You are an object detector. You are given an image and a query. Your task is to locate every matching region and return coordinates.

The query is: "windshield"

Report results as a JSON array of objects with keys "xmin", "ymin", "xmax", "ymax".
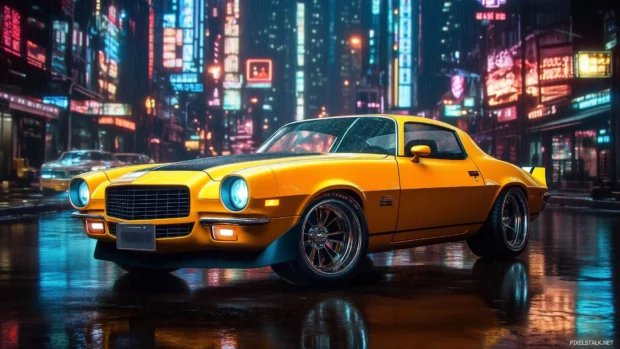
[
  {"xmin": 115, "ymin": 155, "xmax": 138, "ymax": 162},
  {"xmin": 59, "ymin": 152, "xmax": 113, "ymax": 162},
  {"xmin": 257, "ymin": 117, "xmax": 397, "ymax": 155}
]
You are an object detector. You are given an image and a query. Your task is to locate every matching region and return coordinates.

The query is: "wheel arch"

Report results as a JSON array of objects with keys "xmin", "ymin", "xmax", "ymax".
[{"xmin": 298, "ymin": 183, "xmax": 366, "ymax": 216}]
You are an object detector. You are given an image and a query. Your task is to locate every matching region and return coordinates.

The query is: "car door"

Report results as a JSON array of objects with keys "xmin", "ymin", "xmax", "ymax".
[{"xmin": 394, "ymin": 122, "xmax": 485, "ymax": 241}]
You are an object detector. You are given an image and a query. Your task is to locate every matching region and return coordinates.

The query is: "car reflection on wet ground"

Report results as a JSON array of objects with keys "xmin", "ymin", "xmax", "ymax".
[{"xmin": 0, "ymin": 207, "xmax": 617, "ymax": 348}]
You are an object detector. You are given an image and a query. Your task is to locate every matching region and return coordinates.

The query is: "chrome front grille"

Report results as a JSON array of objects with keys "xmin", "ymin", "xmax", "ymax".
[
  {"xmin": 108, "ymin": 223, "xmax": 194, "ymax": 239},
  {"xmin": 106, "ymin": 186, "xmax": 190, "ymax": 220}
]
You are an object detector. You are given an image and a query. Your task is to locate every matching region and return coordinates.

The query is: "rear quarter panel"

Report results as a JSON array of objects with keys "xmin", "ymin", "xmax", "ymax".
[{"xmin": 469, "ymin": 154, "xmax": 548, "ymax": 219}]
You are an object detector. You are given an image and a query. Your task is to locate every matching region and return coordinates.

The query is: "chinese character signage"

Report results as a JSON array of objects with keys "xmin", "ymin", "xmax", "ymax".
[
  {"xmin": 162, "ymin": 0, "xmax": 205, "ymax": 91},
  {"xmin": 397, "ymin": 0, "xmax": 413, "ymax": 108},
  {"xmin": 575, "ymin": 51, "xmax": 612, "ymax": 78},
  {"xmin": 296, "ymin": 2, "xmax": 305, "ymax": 120},
  {"xmin": 2, "ymin": 6, "xmax": 21, "ymax": 57},
  {"xmin": 223, "ymin": 0, "xmax": 241, "ymax": 110},
  {"xmin": 540, "ymin": 56, "xmax": 573, "ymax": 82}
]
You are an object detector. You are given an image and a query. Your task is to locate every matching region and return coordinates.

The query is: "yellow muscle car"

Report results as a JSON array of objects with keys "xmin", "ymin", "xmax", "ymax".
[{"xmin": 70, "ymin": 115, "xmax": 549, "ymax": 285}]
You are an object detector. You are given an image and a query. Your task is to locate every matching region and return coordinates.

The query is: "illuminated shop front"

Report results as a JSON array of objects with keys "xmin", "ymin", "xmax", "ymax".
[
  {"xmin": 527, "ymin": 90, "xmax": 611, "ymax": 190},
  {"xmin": 0, "ymin": 92, "xmax": 60, "ymax": 182},
  {"xmin": 97, "ymin": 116, "xmax": 136, "ymax": 152}
]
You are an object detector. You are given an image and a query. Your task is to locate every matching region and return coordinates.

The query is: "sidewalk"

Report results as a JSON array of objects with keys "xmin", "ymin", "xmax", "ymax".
[
  {"xmin": 0, "ymin": 186, "xmax": 71, "ymax": 222},
  {"xmin": 546, "ymin": 190, "xmax": 620, "ymax": 211}
]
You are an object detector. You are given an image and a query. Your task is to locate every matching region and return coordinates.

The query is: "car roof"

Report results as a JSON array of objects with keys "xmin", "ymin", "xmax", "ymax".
[
  {"xmin": 289, "ymin": 114, "xmax": 462, "ymax": 132},
  {"xmin": 115, "ymin": 153, "xmax": 144, "ymax": 156}
]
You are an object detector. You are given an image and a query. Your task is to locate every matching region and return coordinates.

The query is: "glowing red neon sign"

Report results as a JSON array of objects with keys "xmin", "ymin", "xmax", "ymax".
[
  {"xmin": 476, "ymin": 12, "xmax": 506, "ymax": 21},
  {"xmin": 2, "ymin": 6, "xmax": 21, "ymax": 56},
  {"xmin": 99, "ymin": 117, "xmax": 136, "ymax": 131}
]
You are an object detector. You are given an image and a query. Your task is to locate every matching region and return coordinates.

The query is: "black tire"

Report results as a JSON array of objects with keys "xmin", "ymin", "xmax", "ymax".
[
  {"xmin": 117, "ymin": 264, "xmax": 179, "ymax": 274},
  {"xmin": 271, "ymin": 192, "xmax": 369, "ymax": 286},
  {"xmin": 467, "ymin": 187, "xmax": 530, "ymax": 260}
]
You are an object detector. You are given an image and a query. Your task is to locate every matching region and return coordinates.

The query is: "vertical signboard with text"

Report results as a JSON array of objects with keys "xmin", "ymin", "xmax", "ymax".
[
  {"xmin": 223, "ymin": 0, "xmax": 241, "ymax": 110},
  {"xmin": 397, "ymin": 0, "xmax": 413, "ymax": 109},
  {"xmin": 162, "ymin": 0, "xmax": 205, "ymax": 92}
]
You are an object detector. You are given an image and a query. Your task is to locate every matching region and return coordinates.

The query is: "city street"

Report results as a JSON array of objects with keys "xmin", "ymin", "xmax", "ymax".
[{"xmin": 0, "ymin": 207, "xmax": 616, "ymax": 348}]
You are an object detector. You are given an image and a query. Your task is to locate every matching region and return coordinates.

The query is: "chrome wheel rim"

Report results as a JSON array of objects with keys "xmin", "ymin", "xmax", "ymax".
[
  {"xmin": 301, "ymin": 200, "xmax": 362, "ymax": 276},
  {"xmin": 501, "ymin": 192, "xmax": 528, "ymax": 250}
]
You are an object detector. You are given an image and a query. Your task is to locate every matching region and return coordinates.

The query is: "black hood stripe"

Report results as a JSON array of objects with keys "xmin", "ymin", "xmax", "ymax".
[{"xmin": 151, "ymin": 152, "xmax": 323, "ymax": 172}]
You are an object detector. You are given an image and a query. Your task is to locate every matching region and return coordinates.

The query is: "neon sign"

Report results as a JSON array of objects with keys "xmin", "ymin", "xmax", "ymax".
[
  {"xmin": 163, "ymin": 0, "xmax": 205, "ymax": 90},
  {"xmin": 397, "ymin": 0, "xmax": 413, "ymax": 108},
  {"xmin": 540, "ymin": 56, "xmax": 573, "ymax": 81},
  {"xmin": 0, "ymin": 92, "xmax": 59, "ymax": 119},
  {"xmin": 223, "ymin": 0, "xmax": 240, "ymax": 110},
  {"xmin": 2, "ymin": 6, "xmax": 21, "ymax": 57},
  {"xmin": 42, "ymin": 96, "xmax": 69, "ymax": 109},
  {"xmin": 528, "ymin": 104, "xmax": 557, "ymax": 120},
  {"xmin": 148, "ymin": 7, "xmax": 154, "ymax": 82},
  {"xmin": 295, "ymin": 2, "xmax": 305, "ymax": 120},
  {"xmin": 444, "ymin": 105, "xmax": 462, "ymax": 117},
  {"xmin": 572, "ymin": 89, "xmax": 611, "ymax": 110},
  {"xmin": 575, "ymin": 51, "xmax": 612, "ymax": 78},
  {"xmin": 26, "ymin": 41, "xmax": 46, "ymax": 69},
  {"xmin": 477, "ymin": 0, "xmax": 507, "ymax": 8},
  {"xmin": 476, "ymin": 12, "xmax": 506, "ymax": 21},
  {"xmin": 246, "ymin": 59, "xmax": 273, "ymax": 88},
  {"xmin": 541, "ymin": 84, "xmax": 571, "ymax": 103},
  {"xmin": 99, "ymin": 117, "xmax": 136, "ymax": 131},
  {"xmin": 495, "ymin": 106, "xmax": 517, "ymax": 122}
]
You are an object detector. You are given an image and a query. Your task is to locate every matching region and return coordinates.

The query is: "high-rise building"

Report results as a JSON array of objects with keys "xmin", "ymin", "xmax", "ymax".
[
  {"xmin": 415, "ymin": 0, "xmax": 479, "ymax": 116},
  {"xmin": 243, "ymin": 0, "xmax": 296, "ymax": 134},
  {"xmin": 331, "ymin": 0, "xmax": 363, "ymax": 115}
]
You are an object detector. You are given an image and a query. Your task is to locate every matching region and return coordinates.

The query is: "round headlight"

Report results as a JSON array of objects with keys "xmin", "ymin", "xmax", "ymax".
[
  {"xmin": 78, "ymin": 181, "xmax": 90, "ymax": 206},
  {"xmin": 230, "ymin": 178, "xmax": 249, "ymax": 210}
]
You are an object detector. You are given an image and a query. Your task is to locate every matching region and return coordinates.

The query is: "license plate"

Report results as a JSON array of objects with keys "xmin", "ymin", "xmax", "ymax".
[{"xmin": 116, "ymin": 224, "xmax": 156, "ymax": 251}]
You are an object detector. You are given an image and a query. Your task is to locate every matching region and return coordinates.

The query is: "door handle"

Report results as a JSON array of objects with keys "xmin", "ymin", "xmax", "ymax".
[{"xmin": 468, "ymin": 170, "xmax": 480, "ymax": 177}]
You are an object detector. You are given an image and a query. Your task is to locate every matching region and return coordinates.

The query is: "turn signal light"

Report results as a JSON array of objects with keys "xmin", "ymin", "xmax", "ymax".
[
  {"xmin": 265, "ymin": 199, "xmax": 280, "ymax": 207},
  {"xmin": 86, "ymin": 220, "xmax": 105, "ymax": 235},
  {"xmin": 212, "ymin": 226, "xmax": 238, "ymax": 241}
]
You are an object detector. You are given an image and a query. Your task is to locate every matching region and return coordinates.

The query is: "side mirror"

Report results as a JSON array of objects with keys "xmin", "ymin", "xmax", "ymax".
[{"xmin": 410, "ymin": 145, "xmax": 431, "ymax": 163}]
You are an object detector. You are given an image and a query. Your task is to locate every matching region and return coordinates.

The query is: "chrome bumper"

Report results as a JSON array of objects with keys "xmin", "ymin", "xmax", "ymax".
[
  {"xmin": 200, "ymin": 217, "xmax": 270, "ymax": 226},
  {"xmin": 71, "ymin": 212, "xmax": 105, "ymax": 220}
]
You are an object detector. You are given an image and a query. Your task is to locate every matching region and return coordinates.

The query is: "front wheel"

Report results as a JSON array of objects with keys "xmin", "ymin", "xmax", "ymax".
[
  {"xmin": 271, "ymin": 192, "xmax": 369, "ymax": 286},
  {"xmin": 467, "ymin": 187, "xmax": 530, "ymax": 260},
  {"xmin": 117, "ymin": 264, "xmax": 179, "ymax": 274}
]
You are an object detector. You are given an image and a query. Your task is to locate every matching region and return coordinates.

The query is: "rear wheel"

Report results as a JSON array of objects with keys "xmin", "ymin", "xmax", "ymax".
[
  {"xmin": 467, "ymin": 187, "xmax": 530, "ymax": 259},
  {"xmin": 271, "ymin": 192, "xmax": 368, "ymax": 286},
  {"xmin": 117, "ymin": 264, "xmax": 179, "ymax": 274}
]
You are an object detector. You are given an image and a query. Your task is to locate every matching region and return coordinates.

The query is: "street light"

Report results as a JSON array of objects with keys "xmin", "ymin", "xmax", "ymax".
[{"xmin": 350, "ymin": 36, "xmax": 362, "ymax": 47}]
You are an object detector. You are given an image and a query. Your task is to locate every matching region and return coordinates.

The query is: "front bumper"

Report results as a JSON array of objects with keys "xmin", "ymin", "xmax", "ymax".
[
  {"xmin": 71, "ymin": 211, "xmax": 299, "ymax": 254},
  {"xmin": 93, "ymin": 219, "xmax": 301, "ymax": 269}
]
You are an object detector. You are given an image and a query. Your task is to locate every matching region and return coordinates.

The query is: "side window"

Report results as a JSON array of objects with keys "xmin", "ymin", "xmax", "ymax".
[
  {"xmin": 334, "ymin": 117, "xmax": 396, "ymax": 155},
  {"xmin": 403, "ymin": 123, "xmax": 467, "ymax": 160}
]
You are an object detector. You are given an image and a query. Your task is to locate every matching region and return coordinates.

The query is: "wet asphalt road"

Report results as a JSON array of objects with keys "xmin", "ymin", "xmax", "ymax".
[{"xmin": 0, "ymin": 207, "xmax": 617, "ymax": 348}]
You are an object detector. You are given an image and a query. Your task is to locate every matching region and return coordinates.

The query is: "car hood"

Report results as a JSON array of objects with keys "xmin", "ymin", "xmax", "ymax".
[{"xmin": 145, "ymin": 152, "xmax": 387, "ymax": 181}]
